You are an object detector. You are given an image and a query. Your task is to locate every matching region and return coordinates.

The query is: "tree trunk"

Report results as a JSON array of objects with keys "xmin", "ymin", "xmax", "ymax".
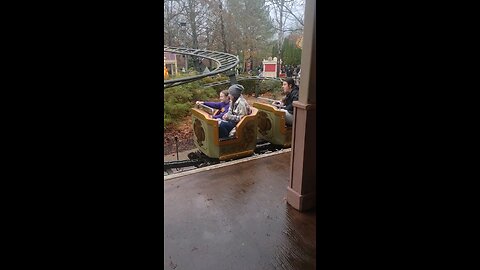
[
  {"xmin": 277, "ymin": 0, "xmax": 285, "ymax": 77},
  {"xmin": 187, "ymin": 0, "xmax": 200, "ymax": 71},
  {"xmin": 219, "ymin": 0, "xmax": 228, "ymax": 53}
]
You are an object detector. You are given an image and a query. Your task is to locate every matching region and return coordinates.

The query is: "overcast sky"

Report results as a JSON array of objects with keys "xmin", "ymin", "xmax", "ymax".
[{"xmin": 268, "ymin": 0, "xmax": 305, "ymax": 36}]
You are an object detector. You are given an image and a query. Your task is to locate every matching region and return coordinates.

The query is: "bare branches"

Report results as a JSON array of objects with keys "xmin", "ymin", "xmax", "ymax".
[
  {"xmin": 267, "ymin": 0, "xmax": 304, "ymax": 27},
  {"xmin": 270, "ymin": 25, "xmax": 304, "ymax": 33},
  {"xmin": 164, "ymin": 0, "xmax": 304, "ymax": 69}
]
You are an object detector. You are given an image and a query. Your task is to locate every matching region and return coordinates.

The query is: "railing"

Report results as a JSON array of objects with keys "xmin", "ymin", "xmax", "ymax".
[{"xmin": 164, "ymin": 46, "xmax": 239, "ymax": 89}]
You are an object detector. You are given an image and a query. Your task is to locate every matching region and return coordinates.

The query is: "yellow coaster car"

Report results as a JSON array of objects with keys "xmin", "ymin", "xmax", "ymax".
[
  {"xmin": 252, "ymin": 102, "xmax": 292, "ymax": 148},
  {"xmin": 191, "ymin": 106, "xmax": 258, "ymax": 161}
]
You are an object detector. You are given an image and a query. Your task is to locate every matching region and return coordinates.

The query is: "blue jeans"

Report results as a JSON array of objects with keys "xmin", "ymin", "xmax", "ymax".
[
  {"xmin": 280, "ymin": 109, "xmax": 294, "ymax": 125},
  {"xmin": 219, "ymin": 120, "xmax": 236, "ymax": 138}
]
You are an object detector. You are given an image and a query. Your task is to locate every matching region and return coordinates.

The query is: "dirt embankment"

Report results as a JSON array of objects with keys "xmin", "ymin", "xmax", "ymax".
[{"xmin": 164, "ymin": 117, "xmax": 195, "ymax": 155}]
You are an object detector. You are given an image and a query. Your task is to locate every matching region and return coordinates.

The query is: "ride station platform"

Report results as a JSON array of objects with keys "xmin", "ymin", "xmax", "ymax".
[{"xmin": 164, "ymin": 150, "xmax": 316, "ymax": 269}]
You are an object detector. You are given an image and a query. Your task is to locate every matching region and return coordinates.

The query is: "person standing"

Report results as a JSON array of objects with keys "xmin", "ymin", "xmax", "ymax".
[{"xmin": 286, "ymin": 66, "xmax": 293, "ymax": 77}]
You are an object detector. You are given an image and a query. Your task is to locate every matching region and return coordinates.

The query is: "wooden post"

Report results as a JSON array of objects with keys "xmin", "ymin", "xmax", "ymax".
[{"xmin": 286, "ymin": 0, "xmax": 316, "ymax": 212}]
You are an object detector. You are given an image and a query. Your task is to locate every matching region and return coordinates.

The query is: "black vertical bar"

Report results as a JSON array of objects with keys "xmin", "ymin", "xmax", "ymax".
[
  {"xmin": 226, "ymin": 69, "xmax": 237, "ymax": 85},
  {"xmin": 175, "ymin": 136, "xmax": 179, "ymax": 161}
]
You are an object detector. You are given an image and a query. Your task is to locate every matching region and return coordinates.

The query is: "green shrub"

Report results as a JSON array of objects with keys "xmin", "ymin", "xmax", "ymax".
[
  {"xmin": 164, "ymin": 112, "xmax": 172, "ymax": 130},
  {"xmin": 213, "ymin": 74, "xmax": 229, "ymax": 82},
  {"xmin": 212, "ymin": 84, "xmax": 229, "ymax": 92},
  {"xmin": 192, "ymin": 86, "xmax": 217, "ymax": 101},
  {"xmin": 164, "ymin": 81, "xmax": 218, "ymax": 129},
  {"xmin": 201, "ymin": 77, "xmax": 215, "ymax": 84},
  {"xmin": 258, "ymin": 79, "xmax": 282, "ymax": 95},
  {"xmin": 238, "ymin": 80, "xmax": 256, "ymax": 95},
  {"xmin": 204, "ymin": 78, "xmax": 283, "ymax": 97}
]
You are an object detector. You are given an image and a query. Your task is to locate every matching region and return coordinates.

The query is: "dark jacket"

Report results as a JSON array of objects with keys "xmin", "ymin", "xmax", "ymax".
[
  {"xmin": 286, "ymin": 68, "xmax": 293, "ymax": 77},
  {"xmin": 203, "ymin": 101, "xmax": 230, "ymax": 119},
  {"xmin": 282, "ymin": 85, "xmax": 299, "ymax": 114}
]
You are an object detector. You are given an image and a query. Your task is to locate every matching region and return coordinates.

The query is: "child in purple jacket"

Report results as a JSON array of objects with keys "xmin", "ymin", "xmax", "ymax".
[{"xmin": 196, "ymin": 90, "xmax": 230, "ymax": 119}]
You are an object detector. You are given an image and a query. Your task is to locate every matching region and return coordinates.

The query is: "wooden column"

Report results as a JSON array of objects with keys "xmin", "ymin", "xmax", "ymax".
[{"xmin": 287, "ymin": 0, "xmax": 316, "ymax": 211}]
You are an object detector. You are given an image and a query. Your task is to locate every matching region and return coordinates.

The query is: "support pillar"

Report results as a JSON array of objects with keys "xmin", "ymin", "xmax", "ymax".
[
  {"xmin": 287, "ymin": 102, "xmax": 316, "ymax": 211},
  {"xmin": 226, "ymin": 69, "xmax": 237, "ymax": 85},
  {"xmin": 287, "ymin": 0, "xmax": 316, "ymax": 212}
]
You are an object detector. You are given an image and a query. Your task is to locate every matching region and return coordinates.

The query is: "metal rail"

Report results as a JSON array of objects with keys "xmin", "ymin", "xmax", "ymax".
[
  {"xmin": 164, "ymin": 141, "xmax": 284, "ymax": 174},
  {"xmin": 197, "ymin": 103, "xmax": 215, "ymax": 114},
  {"xmin": 164, "ymin": 159, "xmax": 204, "ymax": 170},
  {"xmin": 164, "ymin": 46, "xmax": 239, "ymax": 89},
  {"xmin": 256, "ymin": 97, "xmax": 286, "ymax": 109}
]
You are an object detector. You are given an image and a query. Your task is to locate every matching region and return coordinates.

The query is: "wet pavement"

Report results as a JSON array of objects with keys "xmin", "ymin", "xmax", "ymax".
[{"xmin": 164, "ymin": 152, "xmax": 316, "ymax": 270}]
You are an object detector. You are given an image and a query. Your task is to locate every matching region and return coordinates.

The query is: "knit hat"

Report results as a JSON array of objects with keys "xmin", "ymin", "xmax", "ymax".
[{"xmin": 228, "ymin": 84, "xmax": 244, "ymax": 99}]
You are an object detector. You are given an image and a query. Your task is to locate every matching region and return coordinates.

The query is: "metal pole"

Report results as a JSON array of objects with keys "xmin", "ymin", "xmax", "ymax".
[
  {"xmin": 226, "ymin": 69, "xmax": 237, "ymax": 85},
  {"xmin": 180, "ymin": 22, "xmax": 188, "ymax": 71},
  {"xmin": 175, "ymin": 136, "xmax": 179, "ymax": 161}
]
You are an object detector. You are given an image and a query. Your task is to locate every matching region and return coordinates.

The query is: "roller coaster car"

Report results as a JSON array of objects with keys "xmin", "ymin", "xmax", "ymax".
[
  {"xmin": 252, "ymin": 102, "xmax": 292, "ymax": 148},
  {"xmin": 191, "ymin": 107, "xmax": 258, "ymax": 161}
]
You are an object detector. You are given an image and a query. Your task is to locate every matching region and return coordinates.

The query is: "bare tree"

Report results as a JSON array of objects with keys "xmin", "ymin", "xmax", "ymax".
[
  {"xmin": 226, "ymin": 0, "xmax": 274, "ymax": 71},
  {"xmin": 266, "ymin": 0, "xmax": 304, "ymax": 67},
  {"xmin": 217, "ymin": 0, "xmax": 228, "ymax": 52},
  {"xmin": 164, "ymin": 0, "xmax": 184, "ymax": 46},
  {"xmin": 164, "ymin": 0, "xmax": 303, "ymax": 74},
  {"xmin": 267, "ymin": 0, "xmax": 304, "ymax": 30}
]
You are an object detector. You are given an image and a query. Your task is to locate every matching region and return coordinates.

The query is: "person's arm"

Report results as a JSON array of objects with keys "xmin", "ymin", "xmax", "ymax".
[
  {"xmin": 272, "ymin": 100, "xmax": 285, "ymax": 109},
  {"xmin": 284, "ymin": 91, "xmax": 299, "ymax": 113},
  {"xmin": 213, "ymin": 110, "xmax": 225, "ymax": 119},
  {"xmin": 203, "ymin": 101, "xmax": 222, "ymax": 109},
  {"xmin": 213, "ymin": 104, "xmax": 229, "ymax": 119},
  {"xmin": 284, "ymin": 102, "xmax": 293, "ymax": 113},
  {"xmin": 222, "ymin": 103, "xmax": 233, "ymax": 121}
]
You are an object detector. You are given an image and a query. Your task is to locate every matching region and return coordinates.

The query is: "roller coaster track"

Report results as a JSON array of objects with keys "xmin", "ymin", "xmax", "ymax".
[
  {"xmin": 164, "ymin": 46, "xmax": 239, "ymax": 89},
  {"xmin": 202, "ymin": 76, "xmax": 282, "ymax": 88},
  {"xmin": 164, "ymin": 141, "xmax": 285, "ymax": 175}
]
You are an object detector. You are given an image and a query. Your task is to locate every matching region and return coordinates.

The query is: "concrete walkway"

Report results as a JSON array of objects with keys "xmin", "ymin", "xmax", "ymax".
[{"xmin": 164, "ymin": 151, "xmax": 316, "ymax": 269}]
